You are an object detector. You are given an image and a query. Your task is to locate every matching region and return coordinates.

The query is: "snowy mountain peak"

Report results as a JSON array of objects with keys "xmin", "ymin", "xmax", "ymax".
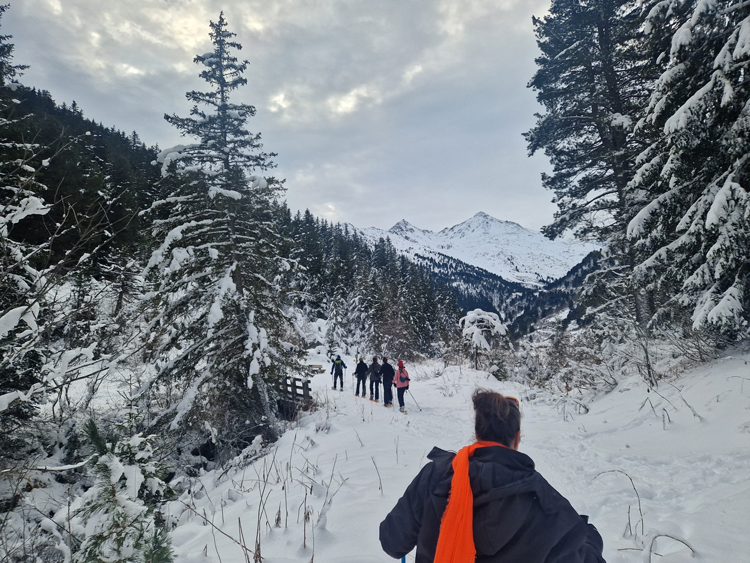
[
  {"xmin": 441, "ymin": 212, "xmax": 525, "ymax": 237},
  {"xmin": 389, "ymin": 219, "xmax": 421, "ymax": 236},
  {"xmin": 358, "ymin": 213, "xmax": 600, "ymax": 286}
]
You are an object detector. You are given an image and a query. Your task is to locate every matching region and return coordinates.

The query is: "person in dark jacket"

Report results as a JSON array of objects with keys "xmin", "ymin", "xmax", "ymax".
[
  {"xmin": 380, "ymin": 358, "xmax": 395, "ymax": 407},
  {"xmin": 330, "ymin": 355, "xmax": 347, "ymax": 391},
  {"xmin": 368, "ymin": 356, "xmax": 382, "ymax": 401},
  {"xmin": 379, "ymin": 389, "xmax": 606, "ymax": 563},
  {"xmin": 354, "ymin": 356, "xmax": 368, "ymax": 396}
]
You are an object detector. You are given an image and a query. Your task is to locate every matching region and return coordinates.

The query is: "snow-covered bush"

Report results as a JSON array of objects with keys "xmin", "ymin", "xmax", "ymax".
[
  {"xmin": 459, "ymin": 309, "xmax": 508, "ymax": 370},
  {"xmin": 54, "ymin": 420, "xmax": 173, "ymax": 563}
]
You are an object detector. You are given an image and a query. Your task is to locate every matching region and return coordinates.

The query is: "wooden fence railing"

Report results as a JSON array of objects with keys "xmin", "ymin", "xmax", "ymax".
[
  {"xmin": 276, "ymin": 376, "xmax": 313, "ymax": 420},
  {"xmin": 276, "ymin": 376, "xmax": 312, "ymax": 403}
]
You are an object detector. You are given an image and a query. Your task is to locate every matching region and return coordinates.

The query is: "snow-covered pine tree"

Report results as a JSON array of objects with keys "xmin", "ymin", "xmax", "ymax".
[
  {"xmin": 459, "ymin": 309, "xmax": 507, "ymax": 370},
  {"xmin": 59, "ymin": 420, "xmax": 173, "ymax": 563},
  {"xmin": 0, "ymin": 93, "xmax": 50, "ymax": 452},
  {"xmin": 384, "ymin": 256, "xmax": 422, "ymax": 359},
  {"xmin": 291, "ymin": 210, "xmax": 326, "ymax": 318},
  {"xmin": 406, "ymin": 264, "xmax": 440, "ymax": 356},
  {"xmin": 627, "ymin": 0, "xmax": 750, "ymax": 339},
  {"xmin": 0, "ymin": 20, "xmax": 113, "ymax": 456},
  {"xmin": 142, "ymin": 13, "xmax": 299, "ymax": 452},
  {"xmin": 525, "ymin": 0, "xmax": 657, "ymax": 329},
  {"xmin": 432, "ymin": 282, "xmax": 462, "ymax": 358},
  {"xmin": 345, "ymin": 264, "xmax": 378, "ymax": 353},
  {"xmin": 0, "ymin": 7, "xmax": 44, "ymax": 446},
  {"xmin": 0, "ymin": 4, "xmax": 27, "ymax": 86},
  {"xmin": 324, "ymin": 290, "xmax": 350, "ymax": 355}
]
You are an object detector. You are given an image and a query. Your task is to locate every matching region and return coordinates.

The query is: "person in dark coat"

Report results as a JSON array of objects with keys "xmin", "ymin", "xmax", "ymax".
[
  {"xmin": 379, "ymin": 389, "xmax": 606, "ymax": 563},
  {"xmin": 330, "ymin": 355, "xmax": 347, "ymax": 391},
  {"xmin": 380, "ymin": 357, "xmax": 395, "ymax": 407},
  {"xmin": 368, "ymin": 356, "xmax": 382, "ymax": 401},
  {"xmin": 354, "ymin": 356, "xmax": 368, "ymax": 396}
]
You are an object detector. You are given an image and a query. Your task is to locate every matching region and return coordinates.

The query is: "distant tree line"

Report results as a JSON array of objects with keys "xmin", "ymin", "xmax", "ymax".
[{"xmin": 279, "ymin": 209, "xmax": 463, "ymax": 359}]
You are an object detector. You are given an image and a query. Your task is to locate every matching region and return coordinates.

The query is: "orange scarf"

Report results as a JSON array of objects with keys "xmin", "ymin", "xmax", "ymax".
[{"xmin": 434, "ymin": 441, "xmax": 506, "ymax": 563}]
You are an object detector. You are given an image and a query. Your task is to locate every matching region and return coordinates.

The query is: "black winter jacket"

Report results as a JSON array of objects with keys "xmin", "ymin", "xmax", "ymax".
[
  {"xmin": 380, "ymin": 362, "xmax": 395, "ymax": 385},
  {"xmin": 379, "ymin": 446, "xmax": 606, "ymax": 563},
  {"xmin": 354, "ymin": 360, "xmax": 368, "ymax": 377}
]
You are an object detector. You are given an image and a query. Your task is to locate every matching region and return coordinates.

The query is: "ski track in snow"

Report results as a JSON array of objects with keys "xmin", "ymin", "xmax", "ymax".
[{"xmin": 168, "ymin": 353, "xmax": 750, "ymax": 562}]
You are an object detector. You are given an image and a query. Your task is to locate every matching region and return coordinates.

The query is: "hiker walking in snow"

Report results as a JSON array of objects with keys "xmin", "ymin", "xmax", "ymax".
[
  {"xmin": 368, "ymin": 356, "xmax": 382, "ymax": 402},
  {"xmin": 380, "ymin": 357, "xmax": 395, "ymax": 407},
  {"xmin": 394, "ymin": 360, "xmax": 410, "ymax": 413},
  {"xmin": 330, "ymin": 355, "xmax": 347, "ymax": 391},
  {"xmin": 354, "ymin": 356, "xmax": 369, "ymax": 396},
  {"xmin": 379, "ymin": 389, "xmax": 606, "ymax": 563}
]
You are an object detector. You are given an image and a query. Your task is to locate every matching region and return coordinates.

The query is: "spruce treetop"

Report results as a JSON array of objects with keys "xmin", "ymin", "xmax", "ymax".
[
  {"xmin": 0, "ymin": 4, "xmax": 28, "ymax": 85},
  {"xmin": 164, "ymin": 12, "xmax": 275, "ymax": 180}
]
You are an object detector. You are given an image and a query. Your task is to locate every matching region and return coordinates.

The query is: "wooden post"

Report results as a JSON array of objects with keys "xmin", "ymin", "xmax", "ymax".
[
  {"xmin": 303, "ymin": 379, "xmax": 310, "ymax": 401},
  {"xmin": 291, "ymin": 377, "xmax": 298, "ymax": 401}
]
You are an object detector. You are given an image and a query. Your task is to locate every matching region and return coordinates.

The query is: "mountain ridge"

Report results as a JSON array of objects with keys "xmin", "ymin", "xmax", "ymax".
[{"xmin": 356, "ymin": 212, "xmax": 599, "ymax": 287}]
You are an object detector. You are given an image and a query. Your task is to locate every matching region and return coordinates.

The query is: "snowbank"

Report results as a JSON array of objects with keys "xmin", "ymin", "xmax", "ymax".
[{"xmin": 164, "ymin": 353, "xmax": 750, "ymax": 562}]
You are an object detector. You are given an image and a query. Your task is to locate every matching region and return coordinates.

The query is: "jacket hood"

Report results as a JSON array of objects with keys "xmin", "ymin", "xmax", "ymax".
[{"xmin": 427, "ymin": 446, "xmax": 576, "ymax": 556}]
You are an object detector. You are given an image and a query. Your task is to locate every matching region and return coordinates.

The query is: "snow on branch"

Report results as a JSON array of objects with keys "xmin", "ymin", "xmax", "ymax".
[
  {"xmin": 143, "ymin": 219, "xmax": 214, "ymax": 273},
  {"xmin": 664, "ymin": 72, "xmax": 718, "ymax": 134},
  {"xmin": 0, "ymin": 195, "xmax": 50, "ymax": 229},
  {"xmin": 248, "ymin": 175, "xmax": 268, "ymax": 190},
  {"xmin": 0, "ymin": 383, "xmax": 43, "ymax": 413},
  {"xmin": 155, "ymin": 144, "xmax": 198, "ymax": 177},
  {"xmin": 0, "ymin": 303, "xmax": 39, "ymax": 339},
  {"xmin": 459, "ymin": 308, "xmax": 506, "ymax": 351}
]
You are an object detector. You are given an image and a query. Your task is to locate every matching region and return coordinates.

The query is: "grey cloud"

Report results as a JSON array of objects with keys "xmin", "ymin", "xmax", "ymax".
[{"xmin": 6, "ymin": 0, "xmax": 555, "ymax": 232}]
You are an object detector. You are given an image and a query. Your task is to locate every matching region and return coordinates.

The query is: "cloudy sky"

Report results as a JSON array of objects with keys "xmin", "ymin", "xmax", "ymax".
[{"xmin": 6, "ymin": 0, "xmax": 555, "ymax": 232}]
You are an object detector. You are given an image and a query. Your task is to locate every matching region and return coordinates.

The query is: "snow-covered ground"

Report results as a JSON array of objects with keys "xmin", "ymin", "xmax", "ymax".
[{"xmin": 167, "ymin": 351, "xmax": 750, "ymax": 562}]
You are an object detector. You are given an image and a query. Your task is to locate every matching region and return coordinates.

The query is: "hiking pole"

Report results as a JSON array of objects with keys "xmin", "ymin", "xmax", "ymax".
[{"xmin": 407, "ymin": 389, "xmax": 422, "ymax": 411}]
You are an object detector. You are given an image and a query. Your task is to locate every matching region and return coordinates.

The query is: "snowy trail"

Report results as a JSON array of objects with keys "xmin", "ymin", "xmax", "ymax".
[{"xmin": 168, "ymin": 355, "xmax": 750, "ymax": 563}]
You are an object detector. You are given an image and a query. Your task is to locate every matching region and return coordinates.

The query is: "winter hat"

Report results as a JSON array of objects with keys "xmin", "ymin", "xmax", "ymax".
[
  {"xmin": 336, "ymin": 355, "xmax": 341, "ymax": 360},
  {"xmin": 397, "ymin": 360, "xmax": 404, "ymax": 367}
]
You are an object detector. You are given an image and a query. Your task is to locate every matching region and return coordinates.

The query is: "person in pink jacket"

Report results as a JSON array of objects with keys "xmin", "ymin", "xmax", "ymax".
[{"xmin": 394, "ymin": 360, "xmax": 410, "ymax": 413}]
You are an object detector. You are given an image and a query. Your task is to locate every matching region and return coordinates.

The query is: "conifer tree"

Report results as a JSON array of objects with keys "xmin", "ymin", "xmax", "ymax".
[
  {"xmin": 61, "ymin": 420, "xmax": 173, "ymax": 563},
  {"xmin": 525, "ymin": 0, "xmax": 657, "ymax": 328},
  {"xmin": 0, "ymin": 18, "xmax": 114, "ymax": 453},
  {"xmin": 0, "ymin": 94, "xmax": 50, "ymax": 442},
  {"xmin": 0, "ymin": 4, "xmax": 27, "ymax": 85},
  {"xmin": 460, "ymin": 309, "xmax": 507, "ymax": 370},
  {"xmin": 626, "ymin": 0, "xmax": 750, "ymax": 337},
  {"xmin": 143, "ymin": 13, "xmax": 298, "ymax": 448}
]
